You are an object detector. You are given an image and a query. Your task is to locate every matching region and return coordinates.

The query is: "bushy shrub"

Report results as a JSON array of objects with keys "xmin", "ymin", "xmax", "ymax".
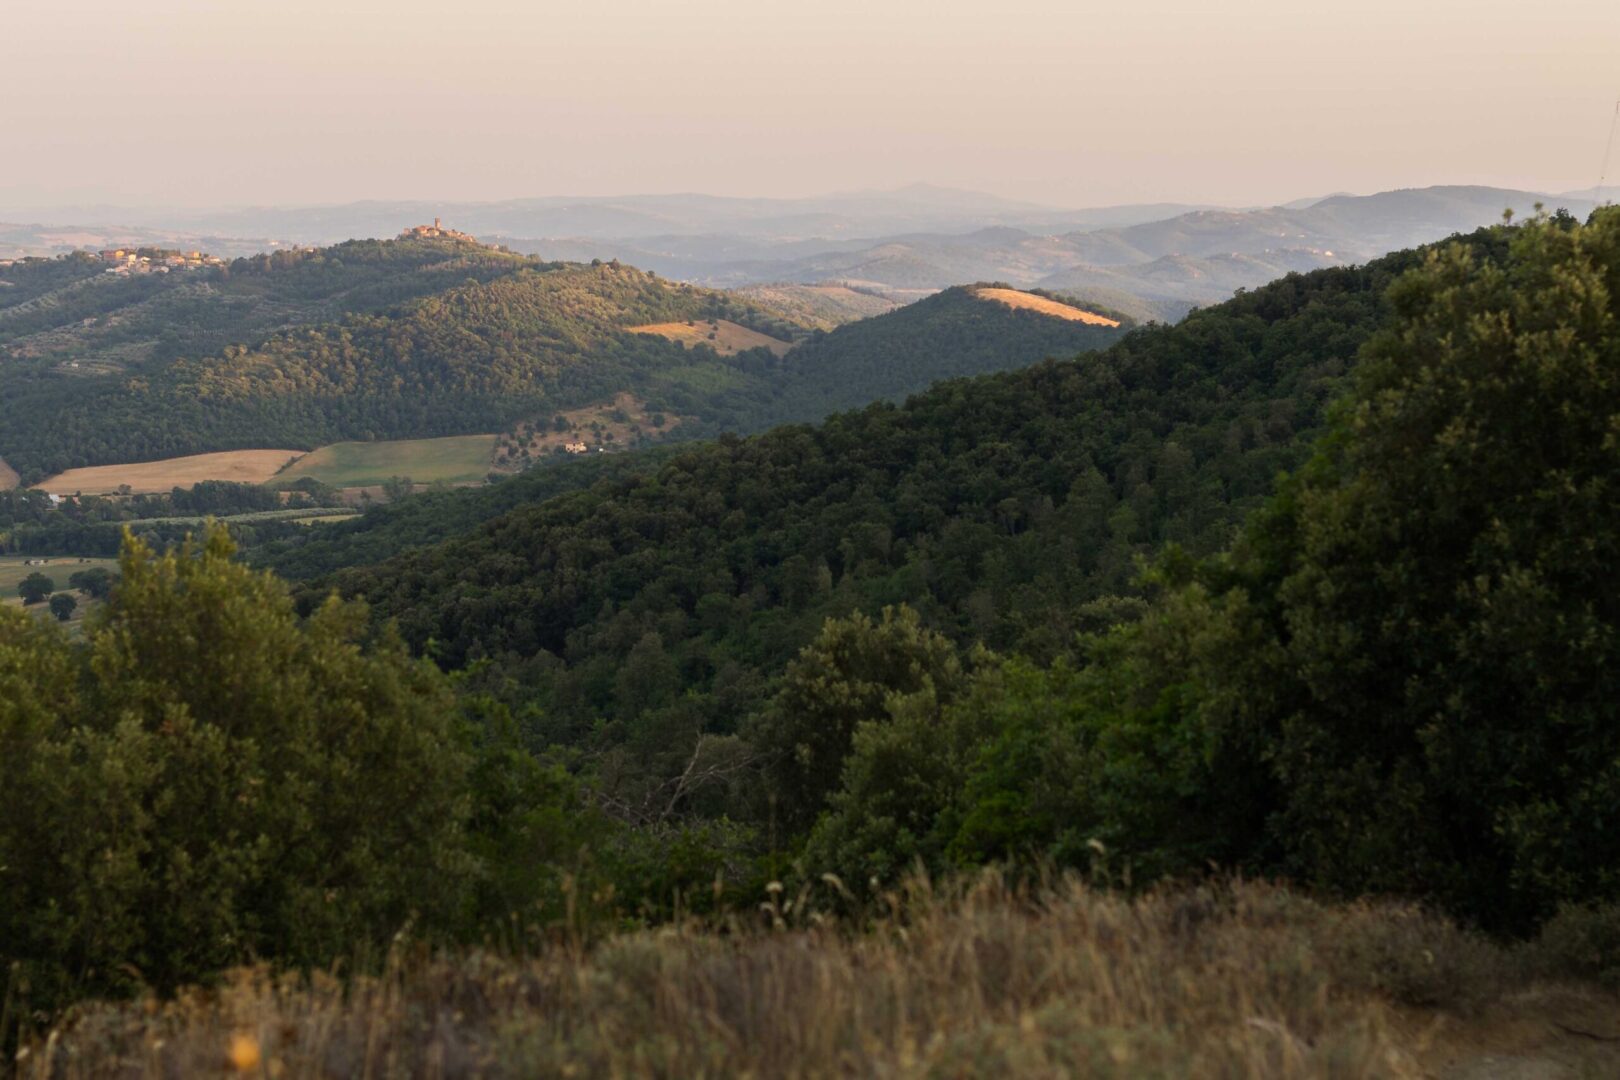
[
  {"xmin": 1531, "ymin": 902, "xmax": 1620, "ymax": 988},
  {"xmin": 0, "ymin": 526, "xmax": 475, "ymax": 1012}
]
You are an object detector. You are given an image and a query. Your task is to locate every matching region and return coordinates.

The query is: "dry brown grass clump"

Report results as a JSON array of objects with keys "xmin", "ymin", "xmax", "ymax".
[{"xmin": 16, "ymin": 875, "xmax": 1620, "ymax": 1079}]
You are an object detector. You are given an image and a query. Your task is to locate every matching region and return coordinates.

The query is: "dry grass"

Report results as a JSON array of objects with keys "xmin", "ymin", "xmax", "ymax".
[
  {"xmin": 629, "ymin": 318, "xmax": 794, "ymax": 357},
  {"xmin": 972, "ymin": 286, "xmax": 1122, "ymax": 326},
  {"xmin": 19, "ymin": 875, "xmax": 1619, "ymax": 1079},
  {"xmin": 0, "ymin": 454, "xmax": 18, "ymax": 491},
  {"xmin": 41, "ymin": 450, "xmax": 305, "ymax": 496}
]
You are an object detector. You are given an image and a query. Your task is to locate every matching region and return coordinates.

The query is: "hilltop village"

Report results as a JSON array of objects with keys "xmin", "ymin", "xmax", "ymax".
[
  {"xmin": 398, "ymin": 217, "xmax": 481, "ymax": 243},
  {"xmin": 94, "ymin": 247, "xmax": 227, "ymax": 275}
]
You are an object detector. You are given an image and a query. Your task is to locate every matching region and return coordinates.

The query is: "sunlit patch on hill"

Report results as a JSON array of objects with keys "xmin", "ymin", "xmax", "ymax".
[
  {"xmin": 628, "ymin": 318, "xmax": 793, "ymax": 357},
  {"xmin": 970, "ymin": 286, "xmax": 1121, "ymax": 326}
]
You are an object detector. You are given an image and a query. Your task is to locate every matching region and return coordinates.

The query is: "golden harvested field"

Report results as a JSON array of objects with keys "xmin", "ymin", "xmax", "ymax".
[
  {"xmin": 41, "ymin": 449, "xmax": 306, "ymax": 495},
  {"xmin": 0, "ymin": 455, "xmax": 18, "ymax": 491},
  {"xmin": 629, "ymin": 318, "xmax": 793, "ymax": 357},
  {"xmin": 972, "ymin": 286, "xmax": 1121, "ymax": 326}
]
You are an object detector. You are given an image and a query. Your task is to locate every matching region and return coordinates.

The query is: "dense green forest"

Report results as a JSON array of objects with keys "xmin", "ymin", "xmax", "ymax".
[
  {"xmin": 7, "ymin": 213, "xmax": 1619, "ymax": 1041},
  {"xmin": 304, "ymin": 238, "xmax": 1445, "ymax": 822},
  {"xmin": 0, "ymin": 239, "xmax": 1124, "ymax": 483}
]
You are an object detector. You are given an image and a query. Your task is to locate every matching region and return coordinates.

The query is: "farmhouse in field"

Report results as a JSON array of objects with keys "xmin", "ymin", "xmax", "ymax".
[{"xmin": 564, "ymin": 442, "xmax": 589, "ymax": 454}]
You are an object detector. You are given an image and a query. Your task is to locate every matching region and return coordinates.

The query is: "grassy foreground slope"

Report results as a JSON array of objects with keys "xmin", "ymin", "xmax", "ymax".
[{"xmin": 27, "ymin": 876, "xmax": 1620, "ymax": 1078}]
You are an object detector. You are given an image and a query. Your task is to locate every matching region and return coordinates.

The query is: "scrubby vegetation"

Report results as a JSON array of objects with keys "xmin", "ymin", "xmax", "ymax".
[{"xmin": 20, "ymin": 875, "xmax": 1620, "ymax": 1079}]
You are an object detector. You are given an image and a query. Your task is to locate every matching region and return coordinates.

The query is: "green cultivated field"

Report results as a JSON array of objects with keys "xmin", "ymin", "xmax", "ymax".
[
  {"xmin": 1, "ymin": 554, "xmax": 119, "ymax": 629},
  {"xmin": 276, "ymin": 435, "xmax": 498, "ymax": 488},
  {"xmin": 0, "ymin": 554, "xmax": 118, "ymax": 597}
]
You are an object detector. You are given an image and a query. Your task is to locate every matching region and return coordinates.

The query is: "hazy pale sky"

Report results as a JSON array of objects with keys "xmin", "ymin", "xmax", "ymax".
[{"xmin": 5, "ymin": 0, "xmax": 1619, "ymax": 211}]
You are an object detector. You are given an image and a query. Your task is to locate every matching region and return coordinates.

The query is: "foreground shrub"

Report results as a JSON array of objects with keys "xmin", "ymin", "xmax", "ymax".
[
  {"xmin": 1532, "ymin": 902, "xmax": 1620, "ymax": 988},
  {"xmin": 0, "ymin": 526, "xmax": 474, "ymax": 1016}
]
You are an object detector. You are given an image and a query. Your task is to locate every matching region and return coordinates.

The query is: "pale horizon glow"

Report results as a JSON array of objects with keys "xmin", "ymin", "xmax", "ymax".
[{"xmin": 4, "ymin": 0, "xmax": 1619, "ymax": 215}]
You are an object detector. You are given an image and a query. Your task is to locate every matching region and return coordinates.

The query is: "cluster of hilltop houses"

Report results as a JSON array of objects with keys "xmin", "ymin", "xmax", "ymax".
[
  {"xmin": 97, "ymin": 248, "xmax": 225, "ymax": 276},
  {"xmin": 398, "ymin": 218, "xmax": 480, "ymax": 243}
]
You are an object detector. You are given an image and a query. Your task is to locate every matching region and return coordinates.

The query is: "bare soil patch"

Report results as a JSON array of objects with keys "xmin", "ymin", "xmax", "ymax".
[{"xmin": 0, "ymin": 455, "xmax": 18, "ymax": 491}]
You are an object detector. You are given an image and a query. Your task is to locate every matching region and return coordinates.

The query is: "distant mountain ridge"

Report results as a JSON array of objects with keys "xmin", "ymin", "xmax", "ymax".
[
  {"xmin": 527, "ymin": 185, "xmax": 1592, "ymax": 317},
  {"xmin": 4, "ymin": 184, "xmax": 1598, "ymax": 328},
  {"xmin": 4, "ymin": 185, "xmax": 1219, "ymax": 248}
]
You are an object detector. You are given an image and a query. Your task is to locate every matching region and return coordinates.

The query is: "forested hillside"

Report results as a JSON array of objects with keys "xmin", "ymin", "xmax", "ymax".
[
  {"xmin": 0, "ymin": 257, "xmax": 792, "ymax": 481},
  {"xmin": 751, "ymin": 286, "xmax": 1126, "ymax": 423},
  {"xmin": 0, "ymin": 238, "xmax": 531, "ymax": 366},
  {"xmin": 311, "ymin": 236, "xmax": 1471, "ymax": 824}
]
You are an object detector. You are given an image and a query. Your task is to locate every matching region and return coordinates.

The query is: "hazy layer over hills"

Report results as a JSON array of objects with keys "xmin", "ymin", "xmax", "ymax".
[
  {"xmin": 504, "ymin": 185, "xmax": 1601, "ymax": 316},
  {"xmin": 3, "ymin": 184, "xmax": 1602, "ymax": 328}
]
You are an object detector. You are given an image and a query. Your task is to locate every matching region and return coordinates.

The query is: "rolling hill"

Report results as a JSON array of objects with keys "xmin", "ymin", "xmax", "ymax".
[
  {"xmin": 750, "ymin": 285, "xmax": 1128, "ymax": 424},
  {"xmin": 0, "ymin": 235, "xmax": 1128, "ymax": 486},
  {"xmin": 0, "ymin": 249, "xmax": 801, "ymax": 482}
]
